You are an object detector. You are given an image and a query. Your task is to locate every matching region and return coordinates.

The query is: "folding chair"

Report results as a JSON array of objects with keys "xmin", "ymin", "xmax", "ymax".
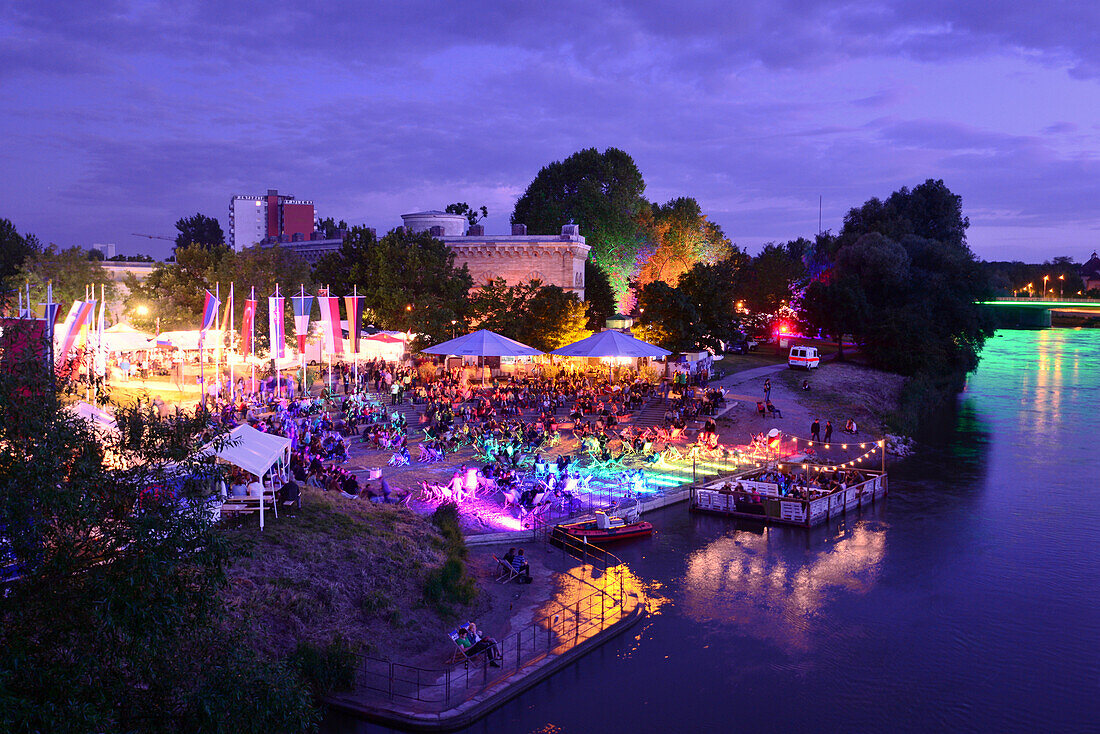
[{"xmin": 494, "ymin": 555, "xmax": 520, "ymax": 583}]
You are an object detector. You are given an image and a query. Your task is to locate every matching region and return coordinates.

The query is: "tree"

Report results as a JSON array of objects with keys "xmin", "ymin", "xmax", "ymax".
[
  {"xmin": 469, "ymin": 279, "xmax": 590, "ymax": 352},
  {"xmin": 313, "ymin": 226, "xmax": 472, "ymax": 345},
  {"xmin": 445, "ymin": 203, "xmax": 488, "ymax": 227},
  {"xmin": 799, "ymin": 275, "xmax": 868, "ymax": 361},
  {"xmin": 634, "ymin": 280, "xmax": 701, "ymax": 353},
  {"xmin": 736, "ymin": 240, "xmax": 809, "ymax": 315},
  {"xmin": 317, "ymin": 217, "xmax": 349, "ymax": 239},
  {"xmin": 837, "ymin": 178, "xmax": 969, "ymax": 252},
  {"xmin": 512, "ymin": 148, "xmax": 649, "ymax": 304},
  {"xmin": 125, "ymin": 244, "xmax": 225, "ymax": 331},
  {"xmin": 174, "ymin": 213, "xmax": 225, "ymax": 253},
  {"xmin": 0, "ymin": 334, "xmax": 317, "ymax": 732},
  {"xmin": 0, "ymin": 218, "xmax": 40, "ymax": 290},
  {"xmin": 583, "ymin": 260, "xmax": 616, "ymax": 330},
  {"xmin": 15, "ymin": 244, "xmax": 116, "ymax": 314},
  {"xmin": 676, "ymin": 255, "xmax": 747, "ymax": 352},
  {"xmin": 635, "ymin": 197, "xmax": 732, "ymax": 291}
]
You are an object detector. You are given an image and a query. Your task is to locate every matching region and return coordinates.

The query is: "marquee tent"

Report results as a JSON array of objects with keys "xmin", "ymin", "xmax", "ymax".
[
  {"xmin": 420, "ymin": 329, "xmax": 542, "ymax": 357},
  {"xmin": 202, "ymin": 424, "xmax": 292, "ymax": 529},
  {"xmin": 551, "ymin": 330, "xmax": 671, "ymax": 358},
  {"xmin": 102, "ymin": 323, "xmax": 155, "ymax": 352},
  {"xmin": 151, "ymin": 330, "xmax": 223, "ymax": 350}
]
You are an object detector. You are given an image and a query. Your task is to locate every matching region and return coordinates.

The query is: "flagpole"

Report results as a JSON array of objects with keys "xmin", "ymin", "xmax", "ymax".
[
  {"xmin": 229, "ymin": 282, "xmax": 235, "ymax": 402},
  {"xmin": 325, "ymin": 285, "xmax": 333, "ymax": 396},
  {"xmin": 273, "ymin": 283, "xmax": 279, "ymax": 399},
  {"xmin": 215, "ymin": 281, "xmax": 221, "ymax": 403},
  {"xmin": 300, "ymin": 284, "xmax": 306, "ymax": 399},
  {"xmin": 352, "ymin": 284, "xmax": 358, "ymax": 394},
  {"xmin": 250, "ymin": 286, "xmax": 255, "ymax": 399}
]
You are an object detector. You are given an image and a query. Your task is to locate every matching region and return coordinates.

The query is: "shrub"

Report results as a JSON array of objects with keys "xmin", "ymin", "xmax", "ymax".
[
  {"xmin": 424, "ymin": 503, "xmax": 478, "ymax": 611},
  {"xmin": 289, "ymin": 636, "xmax": 359, "ymax": 698}
]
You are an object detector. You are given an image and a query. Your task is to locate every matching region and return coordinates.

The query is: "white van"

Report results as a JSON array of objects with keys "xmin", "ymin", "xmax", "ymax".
[{"xmin": 787, "ymin": 346, "xmax": 820, "ymax": 370}]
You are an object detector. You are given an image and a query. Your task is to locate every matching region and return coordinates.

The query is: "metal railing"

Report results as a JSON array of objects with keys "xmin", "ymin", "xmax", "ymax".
[{"xmin": 349, "ymin": 536, "xmax": 632, "ymax": 712}]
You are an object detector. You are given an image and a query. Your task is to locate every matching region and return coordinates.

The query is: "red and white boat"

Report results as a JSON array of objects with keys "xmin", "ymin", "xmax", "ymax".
[{"xmin": 557, "ymin": 498, "xmax": 654, "ymax": 544}]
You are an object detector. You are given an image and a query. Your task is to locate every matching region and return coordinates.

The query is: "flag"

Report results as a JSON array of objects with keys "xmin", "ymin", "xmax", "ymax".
[
  {"xmin": 200, "ymin": 290, "xmax": 219, "ymax": 332},
  {"xmin": 344, "ymin": 295, "xmax": 364, "ymax": 354},
  {"xmin": 241, "ymin": 297, "xmax": 256, "ymax": 355},
  {"xmin": 57, "ymin": 299, "xmax": 94, "ymax": 362},
  {"xmin": 318, "ymin": 295, "xmax": 343, "ymax": 356},
  {"xmin": 291, "ymin": 293, "xmax": 313, "ymax": 353},
  {"xmin": 268, "ymin": 296, "xmax": 285, "ymax": 359}
]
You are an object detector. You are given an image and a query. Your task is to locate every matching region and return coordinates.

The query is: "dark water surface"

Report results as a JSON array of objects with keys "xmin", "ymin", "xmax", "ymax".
[{"xmin": 331, "ymin": 329, "xmax": 1100, "ymax": 733}]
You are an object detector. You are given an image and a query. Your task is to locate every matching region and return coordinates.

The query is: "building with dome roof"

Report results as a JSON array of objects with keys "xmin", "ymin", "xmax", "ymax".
[{"xmin": 400, "ymin": 212, "xmax": 590, "ymax": 299}]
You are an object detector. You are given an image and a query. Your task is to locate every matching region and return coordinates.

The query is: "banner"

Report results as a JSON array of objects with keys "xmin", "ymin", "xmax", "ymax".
[
  {"xmin": 344, "ymin": 295, "xmax": 364, "ymax": 354},
  {"xmin": 200, "ymin": 290, "xmax": 219, "ymax": 332},
  {"xmin": 240, "ymin": 298, "xmax": 256, "ymax": 355},
  {"xmin": 268, "ymin": 296, "xmax": 285, "ymax": 359},
  {"xmin": 318, "ymin": 296, "xmax": 343, "ymax": 356},
  {"xmin": 57, "ymin": 299, "xmax": 93, "ymax": 362},
  {"xmin": 291, "ymin": 294, "xmax": 313, "ymax": 353}
]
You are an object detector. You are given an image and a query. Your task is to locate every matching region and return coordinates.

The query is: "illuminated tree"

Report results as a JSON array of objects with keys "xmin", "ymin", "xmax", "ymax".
[
  {"xmin": 511, "ymin": 148, "xmax": 648, "ymax": 306},
  {"xmin": 635, "ymin": 197, "xmax": 732, "ymax": 291}
]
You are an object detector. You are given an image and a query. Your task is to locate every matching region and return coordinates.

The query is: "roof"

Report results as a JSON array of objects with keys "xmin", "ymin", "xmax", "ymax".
[
  {"xmin": 551, "ymin": 330, "xmax": 672, "ymax": 358},
  {"xmin": 1081, "ymin": 252, "xmax": 1100, "ymax": 278},
  {"xmin": 203, "ymin": 424, "xmax": 291, "ymax": 478},
  {"xmin": 420, "ymin": 329, "xmax": 542, "ymax": 357}
]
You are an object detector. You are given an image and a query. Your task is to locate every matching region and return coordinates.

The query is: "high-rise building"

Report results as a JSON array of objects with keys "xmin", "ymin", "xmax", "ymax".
[{"xmin": 229, "ymin": 189, "xmax": 315, "ymax": 251}]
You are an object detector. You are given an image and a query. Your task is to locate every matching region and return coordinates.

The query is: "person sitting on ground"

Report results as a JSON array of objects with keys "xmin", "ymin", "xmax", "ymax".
[
  {"xmin": 455, "ymin": 627, "xmax": 501, "ymax": 667},
  {"xmin": 341, "ymin": 472, "xmax": 360, "ymax": 498},
  {"xmin": 844, "ymin": 418, "xmax": 858, "ymax": 434},
  {"xmin": 802, "ymin": 379, "xmax": 811, "ymax": 391}
]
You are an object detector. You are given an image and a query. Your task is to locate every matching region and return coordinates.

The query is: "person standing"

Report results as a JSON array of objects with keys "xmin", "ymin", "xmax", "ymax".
[
  {"xmin": 763, "ymin": 378, "xmax": 771, "ymax": 402},
  {"xmin": 824, "ymin": 420, "xmax": 833, "ymax": 443},
  {"xmin": 811, "ymin": 418, "xmax": 821, "ymax": 443}
]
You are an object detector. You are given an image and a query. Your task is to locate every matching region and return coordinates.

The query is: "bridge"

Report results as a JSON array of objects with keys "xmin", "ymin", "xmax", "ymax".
[{"xmin": 977, "ymin": 297, "xmax": 1100, "ymax": 328}]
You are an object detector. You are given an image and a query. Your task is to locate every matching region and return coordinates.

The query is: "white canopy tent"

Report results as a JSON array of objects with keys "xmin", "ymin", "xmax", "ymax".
[
  {"xmin": 551, "ymin": 330, "xmax": 672, "ymax": 358},
  {"xmin": 151, "ymin": 330, "xmax": 223, "ymax": 351},
  {"xmin": 68, "ymin": 401, "xmax": 118, "ymax": 433},
  {"xmin": 421, "ymin": 329, "xmax": 542, "ymax": 383},
  {"xmin": 202, "ymin": 424, "xmax": 291, "ymax": 529},
  {"xmin": 420, "ymin": 329, "xmax": 542, "ymax": 357},
  {"xmin": 102, "ymin": 323, "xmax": 155, "ymax": 352}
]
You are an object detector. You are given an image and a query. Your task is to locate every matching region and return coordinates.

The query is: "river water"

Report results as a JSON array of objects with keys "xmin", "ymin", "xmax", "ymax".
[{"xmin": 336, "ymin": 329, "xmax": 1100, "ymax": 733}]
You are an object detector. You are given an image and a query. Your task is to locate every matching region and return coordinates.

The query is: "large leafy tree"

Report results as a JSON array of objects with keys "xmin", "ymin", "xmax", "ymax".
[
  {"xmin": 15, "ymin": 244, "xmax": 115, "ymax": 313},
  {"xmin": 445, "ymin": 202, "xmax": 487, "ymax": 226},
  {"xmin": 512, "ymin": 148, "xmax": 648, "ymax": 304},
  {"xmin": 583, "ymin": 260, "xmax": 616, "ymax": 330},
  {"xmin": 174, "ymin": 213, "xmax": 225, "ymax": 253},
  {"xmin": 312, "ymin": 226, "xmax": 472, "ymax": 344},
  {"xmin": 634, "ymin": 280, "xmax": 701, "ymax": 353},
  {"xmin": 0, "ymin": 218, "xmax": 40, "ymax": 288},
  {"xmin": 0, "ymin": 334, "xmax": 317, "ymax": 732},
  {"xmin": 736, "ymin": 239, "xmax": 809, "ymax": 315},
  {"xmin": 801, "ymin": 182, "xmax": 994, "ymax": 379},
  {"xmin": 836, "ymin": 178, "xmax": 969, "ymax": 252},
  {"xmin": 635, "ymin": 197, "xmax": 732, "ymax": 291},
  {"xmin": 469, "ymin": 278, "xmax": 590, "ymax": 352}
]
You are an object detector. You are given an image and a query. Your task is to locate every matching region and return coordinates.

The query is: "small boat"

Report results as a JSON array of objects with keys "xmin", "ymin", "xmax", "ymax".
[{"xmin": 557, "ymin": 497, "xmax": 654, "ymax": 544}]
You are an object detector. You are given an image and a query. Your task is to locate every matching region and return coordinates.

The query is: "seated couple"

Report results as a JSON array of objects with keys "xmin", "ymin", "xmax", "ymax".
[
  {"xmin": 455, "ymin": 622, "xmax": 502, "ymax": 667},
  {"xmin": 503, "ymin": 547, "xmax": 532, "ymax": 583}
]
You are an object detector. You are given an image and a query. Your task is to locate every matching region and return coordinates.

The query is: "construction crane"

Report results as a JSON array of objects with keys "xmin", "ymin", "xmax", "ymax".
[{"xmin": 131, "ymin": 233, "xmax": 175, "ymax": 241}]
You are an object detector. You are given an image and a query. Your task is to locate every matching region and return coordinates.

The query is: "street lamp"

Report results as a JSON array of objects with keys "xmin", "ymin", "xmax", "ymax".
[
  {"xmin": 1043, "ymin": 275, "xmax": 1049, "ymax": 298},
  {"xmin": 451, "ymin": 319, "xmax": 457, "ymax": 339},
  {"xmin": 1059, "ymin": 274, "xmax": 1065, "ymax": 298}
]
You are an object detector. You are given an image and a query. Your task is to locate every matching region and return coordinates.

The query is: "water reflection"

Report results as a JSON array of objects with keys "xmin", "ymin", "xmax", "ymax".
[{"xmin": 681, "ymin": 519, "xmax": 887, "ymax": 652}]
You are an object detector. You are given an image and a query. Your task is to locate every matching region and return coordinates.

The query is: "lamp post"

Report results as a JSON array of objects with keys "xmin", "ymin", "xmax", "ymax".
[
  {"xmin": 451, "ymin": 320, "xmax": 457, "ymax": 339},
  {"xmin": 1043, "ymin": 275, "xmax": 1049, "ymax": 298},
  {"xmin": 1058, "ymin": 274, "xmax": 1065, "ymax": 298}
]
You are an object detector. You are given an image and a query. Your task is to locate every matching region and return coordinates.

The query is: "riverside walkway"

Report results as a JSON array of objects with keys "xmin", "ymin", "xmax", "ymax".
[{"xmin": 325, "ymin": 537, "xmax": 646, "ymax": 730}]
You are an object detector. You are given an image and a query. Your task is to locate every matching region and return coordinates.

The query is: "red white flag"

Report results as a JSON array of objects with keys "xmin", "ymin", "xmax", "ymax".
[{"xmin": 318, "ymin": 296, "xmax": 343, "ymax": 356}]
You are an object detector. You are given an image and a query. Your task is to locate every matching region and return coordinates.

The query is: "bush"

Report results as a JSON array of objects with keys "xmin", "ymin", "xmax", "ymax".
[
  {"xmin": 424, "ymin": 503, "xmax": 478, "ymax": 611},
  {"xmin": 889, "ymin": 369, "xmax": 967, "ymax": 435},
  {"xmin": 289, "ymin": 636, "xmax": 359, "ymax": 698}
]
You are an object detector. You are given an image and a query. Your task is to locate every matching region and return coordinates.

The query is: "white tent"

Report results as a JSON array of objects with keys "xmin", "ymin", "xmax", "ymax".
[
  {"xmin": 102, "ymin": 323, "xmax": 155, "ymax": 352},
  {"xmin": 420, "ymin": 329, "xmax": 542, "ymax": 357},
  {"xmin": 204, "ymin": 424, "xmax": 290, "ymax": 479},
  {"xmin": 551, "ymin": 330, "xmax": 672, "ymax": 358},
  {"xmin": 152, "ymin": 330, "xmax": 223, "ymax": 351},
  {"xmin": 203, "ymin": 424, "xmax": 291, "ymax": 529},
  {"xmin": 68, "ymin": 401, "xmax": 118, "ymax": 432}
]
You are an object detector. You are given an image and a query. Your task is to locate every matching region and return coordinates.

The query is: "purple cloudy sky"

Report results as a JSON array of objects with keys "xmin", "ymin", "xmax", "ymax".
[{"xmin": 2, "ymin": 1, "xmax": 1099, "ymax": 262}]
